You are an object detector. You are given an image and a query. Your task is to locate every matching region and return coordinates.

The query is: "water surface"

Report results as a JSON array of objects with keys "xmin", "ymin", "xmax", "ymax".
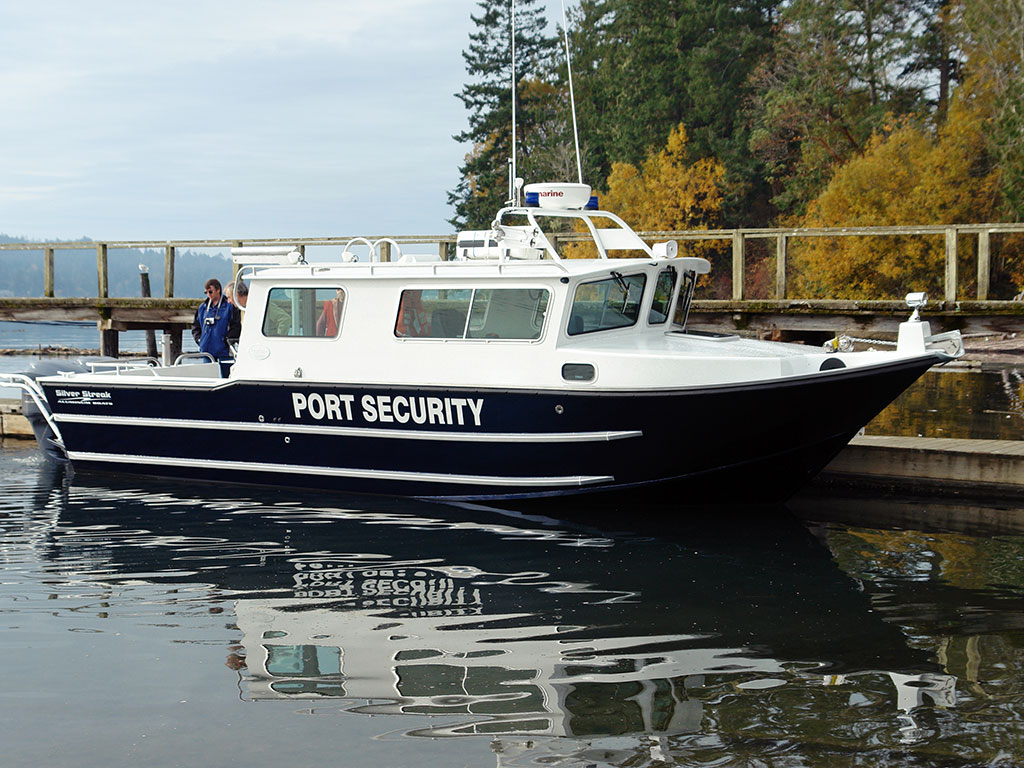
[{"xmin": 1, "ymin": 443, "xmax": 1022, "ymax": 766}]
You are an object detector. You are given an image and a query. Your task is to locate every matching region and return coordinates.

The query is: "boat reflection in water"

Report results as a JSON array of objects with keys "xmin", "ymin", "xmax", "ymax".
[{"xmin": 30, "ymin": 465, "xmax": 991, "ymax": 764}]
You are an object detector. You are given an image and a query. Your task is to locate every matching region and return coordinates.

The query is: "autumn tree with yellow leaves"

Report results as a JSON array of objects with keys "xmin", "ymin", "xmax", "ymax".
[
  {"xmin": 787, "ymin": 95, "xmax": 1008, "ymax": 299},
  {"xmin": 560, "ymin": 123, "xmax": 727, "ymax": 287},
  {"xmin": 601, "ymin": 122, "xmax": 726, "ymax": 236}
]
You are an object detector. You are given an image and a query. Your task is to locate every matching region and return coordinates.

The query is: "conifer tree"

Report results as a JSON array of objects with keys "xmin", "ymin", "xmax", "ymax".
[
  {"xmin": 958, "ymin": 0, "xmax": 1024, "ymax": 219},
  {"xmin": 748, "ymin": 0, "xmax": 930, "ymax": 218},
  {"xmin": 449, "ymin": 0, "xmax": 558, "ymax": 229},
  {"xmin": 569, "ymin": 0, "xmax": 778, "ymax": 226}
]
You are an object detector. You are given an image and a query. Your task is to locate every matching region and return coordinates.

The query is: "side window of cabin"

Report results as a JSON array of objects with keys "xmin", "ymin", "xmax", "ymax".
[
  {"xmin": 672, "ymin": 271, "xmax": 697, "ymax": 329},
  {"xmin": 568, "ymin": 273, "xmax": 646, "ymax": 335},
  {"xmin": 396, "ymin": 289, "xmax": 470, "ymax": 338},
  {"xmin": 263, "ymin": 287, "xmax": 346, "ymax": 338},
  {"xmin": 467, "ymin": 289, "xmax": 548, "ymax": 339},
  {"xmin": 395, "ymin": 288, "xmax": 549, "ymax": 340},
  {"xmin": 649, "ymin": 267, "xmax": 677, "ymax": 325}
]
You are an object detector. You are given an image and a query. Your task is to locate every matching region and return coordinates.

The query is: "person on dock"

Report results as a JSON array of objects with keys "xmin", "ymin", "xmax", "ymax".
[{"xmin": 192, "ymin": 278, "xmax": 240, "ymax": 360}]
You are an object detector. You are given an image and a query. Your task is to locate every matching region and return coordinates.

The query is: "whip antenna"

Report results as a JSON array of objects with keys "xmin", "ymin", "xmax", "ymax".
[
  {"xmin": 509, "ymin": 0, "xmax": 518, "ymax": 205},
  {"xmin": 561, "ymin": 0, "xmax": 583, "ymax": 183}
]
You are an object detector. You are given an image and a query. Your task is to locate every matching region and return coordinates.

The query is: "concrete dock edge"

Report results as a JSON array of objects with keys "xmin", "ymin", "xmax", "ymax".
[
  {"xmin": 820, "ymin": 434, "xmax": 1024, "ymax": 498},
  {"xmin": 0, "ymin": 398, "xmax": 32, "ymax": 440}
]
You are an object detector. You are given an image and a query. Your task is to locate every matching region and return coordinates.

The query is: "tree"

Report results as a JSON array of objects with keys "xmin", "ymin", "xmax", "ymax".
[
  {"xmin": 957, "ymin": 0, "xmax": 1024, "ymax": 218},
  {"xmin": 748, "ymin": 0, "xmax": 928, "ymax": 218},
  {"xmin": 569, "ymin": 0, "xmax": 779, "ymax": 226},
  {"xmin": 600, "ymin": 122, "xmax": 726, "ymax": 235},
  {"xmin": 449, "ymin": 0, "xmax": 558, "ymax": 229},
  {"xmin": 904, "ymin": 0, "xmax": 963, "ymax": 124},
  {"xmin": 789, "ymin": 95, "xmax": 1002, "ymax": 298},
  {"xmin": 562, "ymin": 121, "xmax": 726, "ymax": 271}
]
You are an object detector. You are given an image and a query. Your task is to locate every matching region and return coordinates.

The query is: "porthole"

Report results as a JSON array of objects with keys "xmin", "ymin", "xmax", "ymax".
[{"xmin": 562, "ymin": 363, "xmax": 596, "ymax": 382}]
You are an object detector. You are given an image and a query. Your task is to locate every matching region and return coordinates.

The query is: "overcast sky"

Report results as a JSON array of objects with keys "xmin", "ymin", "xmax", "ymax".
[{"xmin": 1, "ymin": 1, "xmax": 542, "ymax": 242}]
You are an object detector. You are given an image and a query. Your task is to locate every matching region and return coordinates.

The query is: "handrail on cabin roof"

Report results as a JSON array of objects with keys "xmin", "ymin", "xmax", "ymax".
[{"xmin": 492, "ymin": 206, "xmax": 654, "ymax": 261}]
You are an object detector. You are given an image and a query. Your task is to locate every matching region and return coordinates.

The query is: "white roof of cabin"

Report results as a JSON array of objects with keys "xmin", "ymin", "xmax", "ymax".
[{"xmin": 246, "ymin": 256, "xmax": 709, "ymax": 284}]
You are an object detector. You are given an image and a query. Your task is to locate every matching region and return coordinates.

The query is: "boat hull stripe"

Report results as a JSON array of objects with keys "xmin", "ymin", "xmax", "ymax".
[
  {"xmin": 54, "ymin": 414, "xmax": 641, "ymax": 443},
  {"xmin": 66, "ymin": 451, "xmax": 614, "ymax": 488}
]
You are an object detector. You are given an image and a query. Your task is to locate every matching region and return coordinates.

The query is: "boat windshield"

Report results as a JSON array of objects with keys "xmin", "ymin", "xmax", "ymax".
[{"xmin": 568, "ymin": 273, "xmax": 646, "ymax": 335}]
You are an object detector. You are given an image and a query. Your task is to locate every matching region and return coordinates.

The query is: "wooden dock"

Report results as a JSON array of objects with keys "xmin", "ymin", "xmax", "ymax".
[{"xmin": 2, "ymin": 221, "xmax": 1024, "ymax": 355}]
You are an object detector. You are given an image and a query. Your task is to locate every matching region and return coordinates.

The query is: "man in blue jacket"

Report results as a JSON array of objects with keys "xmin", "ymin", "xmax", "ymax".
[{"xmin": 191, "ymin": 278, "xmax": 241, "ymax": 361}]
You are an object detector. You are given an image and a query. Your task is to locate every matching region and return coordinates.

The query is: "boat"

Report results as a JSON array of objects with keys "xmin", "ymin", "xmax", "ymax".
[
  {"xmin": 3, "ymin": 186, "xmax": 963, "ymax": 501},
  {"xmin": 1, "ymin": 0, "xmax": 964, "ymax": 502}
]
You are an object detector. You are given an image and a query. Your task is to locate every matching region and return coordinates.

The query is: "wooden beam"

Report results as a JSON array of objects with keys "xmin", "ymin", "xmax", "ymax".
[
  {"xmin": 775, "ymin": 234, "xmax": 787, "ymax": 299},
  {"xmin": 732, "ymin": 231, "xmax": 745, "ymax": 301},
  {"xmin": 164, "ymin": 245, "xmax": 175, "ymax": 298},
  {"xmin": 97, "ymin": 243, "xmax": 108, "ymax": 299},
  {"xmin": 944, "ymin": 227, "xmax": 957, "ymax": 304},
  {"xmin": 139, "ymin": 267, "xmax": 158, "ymax": 358},
  {"xmin": 44, "ymin": 248, "xmax": 54, "ymax": 297},
  {"xmin": 977, "ymin": 230, "xmax": 990, "ymax": 301},
  {"xmin": 100, "ymin": 328, "xmax": 118, "ymax": 357}
]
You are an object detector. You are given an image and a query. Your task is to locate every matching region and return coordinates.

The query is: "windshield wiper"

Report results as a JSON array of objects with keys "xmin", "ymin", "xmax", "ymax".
[{"xmin": 610, "ymin": 270, "xmax": 629, "ymax": 294}]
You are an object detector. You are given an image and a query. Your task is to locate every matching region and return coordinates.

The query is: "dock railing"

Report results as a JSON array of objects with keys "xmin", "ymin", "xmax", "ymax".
[{"xmin": 2, "ymin": 222, "xmax": 1023, "ymax": 302}]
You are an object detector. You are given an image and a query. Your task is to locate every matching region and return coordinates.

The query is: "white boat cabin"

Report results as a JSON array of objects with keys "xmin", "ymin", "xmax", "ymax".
[{"xmin": 232, "ymin": 250, "xmax": 710, "ymax": 390}]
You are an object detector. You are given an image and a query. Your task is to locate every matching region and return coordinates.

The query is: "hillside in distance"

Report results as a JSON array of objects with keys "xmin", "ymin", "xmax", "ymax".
[{"xmin": 0, "ymin": 234, "xmax": 234, "ymax": 300}]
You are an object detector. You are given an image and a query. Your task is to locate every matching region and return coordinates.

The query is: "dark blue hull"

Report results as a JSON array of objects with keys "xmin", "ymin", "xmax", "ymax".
[{"xmin": 41, "ymin": 355, "xmax": 941, "ymax": 502}]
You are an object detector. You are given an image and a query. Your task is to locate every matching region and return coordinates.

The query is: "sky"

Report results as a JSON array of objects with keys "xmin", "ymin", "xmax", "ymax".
[{"xmin": 0, "ymin": 0, "xmax": 543, "ymax": 242}]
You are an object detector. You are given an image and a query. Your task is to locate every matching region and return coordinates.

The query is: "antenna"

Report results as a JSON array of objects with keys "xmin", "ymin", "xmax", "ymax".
[
  {"xmin": 508, "ymin": 0, "xmax": 518, "ymax": 205},
  {"xmin": 561, "ymin": 0, "xmax": 583, "ymax": 184}
]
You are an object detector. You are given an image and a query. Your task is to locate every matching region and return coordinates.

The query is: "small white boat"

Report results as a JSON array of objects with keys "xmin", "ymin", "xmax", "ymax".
[{"xmin": 5, "ymin": 182, "xmax": 963, "ymax": 501}]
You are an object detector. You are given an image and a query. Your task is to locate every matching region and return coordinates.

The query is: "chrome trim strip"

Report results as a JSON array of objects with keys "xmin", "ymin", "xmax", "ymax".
[
  {"xmin": 67, "ymin": 451, "xmax": 613, "ymax": 488},
  {"xmin": 54, "ymin": 414, "xmax": 642, "ymax": 443}
]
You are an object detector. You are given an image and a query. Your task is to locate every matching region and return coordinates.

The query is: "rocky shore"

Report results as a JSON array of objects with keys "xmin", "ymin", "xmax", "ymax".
[{"xmin": 1, "ymin": 346, "xmax": 101, "ymax": 356}]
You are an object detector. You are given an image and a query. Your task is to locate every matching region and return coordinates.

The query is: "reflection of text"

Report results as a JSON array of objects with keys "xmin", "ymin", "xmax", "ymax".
[{"xmin": 292, "ymin": 566, "xmax": 483, "ymax": 613}]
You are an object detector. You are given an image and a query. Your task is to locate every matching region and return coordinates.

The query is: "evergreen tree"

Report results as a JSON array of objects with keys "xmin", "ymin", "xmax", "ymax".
[
  {"xmin": 449, "ymin": 0, "xmax": 558, "ymax": 229},
  {"xmin": 958, "ymin": 0, "xmax": 1024, "ymax": 219},
  {"xmin": 569, "ymin": 0, "xmax": 779, "ymax": 226},
  {"xmin": 748, "ymin": 0, "xmax": 930, "ymax": 218},
  {"xmin": 904, "ymin": 0, "xmax": 962, "ymax": 124}
]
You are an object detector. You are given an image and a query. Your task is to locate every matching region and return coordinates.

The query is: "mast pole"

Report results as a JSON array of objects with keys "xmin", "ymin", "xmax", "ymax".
[
  {"xmin": 561, "ymin": 0, "xmax": 583, "ymax": 184},
  {"xmin": 509, "ymin": 0, "xmax": 518, "ymax": 205}
]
